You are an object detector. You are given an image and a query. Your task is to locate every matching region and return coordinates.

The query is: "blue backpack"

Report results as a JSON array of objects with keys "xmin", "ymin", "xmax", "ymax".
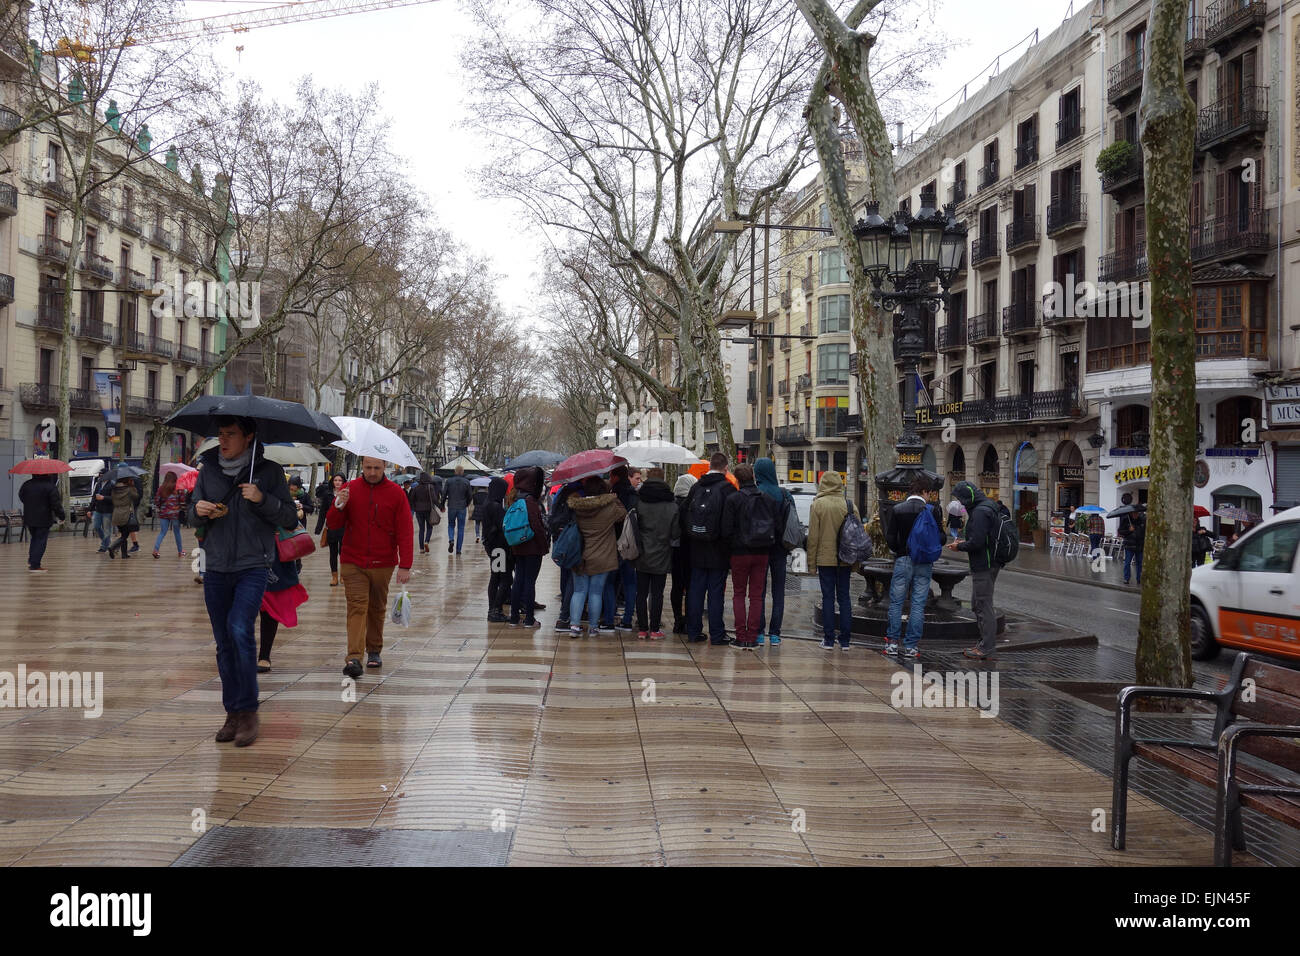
[
  {"xmin": 551, "ymin": 520, "xmax": 583, "ymax": 569},
  {"xmin": 502, "ymin": 497, "xmax": 534, "ymax": 547},
  {"xmin": 907, "ymin": 504, "xmax": 943, "ymax": 564}
]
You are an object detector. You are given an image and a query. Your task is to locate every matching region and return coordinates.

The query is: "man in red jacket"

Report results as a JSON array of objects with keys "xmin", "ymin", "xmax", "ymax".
[{"xmin": 326, "ymin": 456, "xmax": 414, "ymax": 678}]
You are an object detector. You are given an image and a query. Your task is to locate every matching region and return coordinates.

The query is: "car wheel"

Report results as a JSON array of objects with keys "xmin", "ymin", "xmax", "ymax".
[{"xmin": 1190, "ymin": 604, "xmax": 1220, "ymax": 660}]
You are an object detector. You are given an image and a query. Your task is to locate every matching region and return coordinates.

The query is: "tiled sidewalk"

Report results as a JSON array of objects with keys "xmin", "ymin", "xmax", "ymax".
[{"xmin": 0, "ymin": 535, "xmax": 1249, "ymax": 865}]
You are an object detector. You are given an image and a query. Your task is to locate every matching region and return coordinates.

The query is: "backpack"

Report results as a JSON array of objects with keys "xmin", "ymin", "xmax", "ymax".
[
  {"xmin": 907, "ymin": 504, "xmax": 943, "ymax": 564},
  {"xmin": 836, "ymin": 497, "xmax": 873, "ymax": 565},
  {"xmin": 687, "ymin": 479, "xmax": 727, "ymax": 541},
  {"xmin": 617, "ymin": 509, "xmax": 641, "ymax": 561},
  {"xmin": 502, "ymin": 497, "xmax": 534, "ymax": 547},
  {"xmin": 780, "ymin": 497, "xmax": 804, "ymax": 552},
  {"xmin": 551, "ymin": 520, "xmax": 583, "ymax": 569},
  {"xmin": 548, "ymin": 494, "xmax": 576, "ymax": 538},
  {"xmin": 738, "ymin": 490, "xmax": 776, "ymax": 549},
  {"xmin": 978, "ymin": 499, "xmax": 1019, "ymax": 566}
]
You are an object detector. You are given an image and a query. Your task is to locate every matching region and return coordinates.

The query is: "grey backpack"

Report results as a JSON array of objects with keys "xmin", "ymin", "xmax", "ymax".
[{"xmin": 836, "ymin": 495, "xmax": 873, "ymax": 565}]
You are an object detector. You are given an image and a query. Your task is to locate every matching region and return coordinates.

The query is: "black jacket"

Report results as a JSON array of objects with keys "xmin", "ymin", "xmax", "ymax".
[
  {"xmin": 721, "ymin": 483, "xmax": 773, "ymax": 556},
  {"xmin": 93, "ymin": 475, "xmax": 116, "ymax": 514},
  {"xmin": 885, "ymin": 495, "xmax": 946, "ymax": 557},
  {"xmin": 481, "ymin": 477, "xmax": 509, "ymax": 555},
  {"xmin": 186, "ymin": 445, "xmax": 299, "ymax": 573},
  {"xmin": 443, "ymin": 474, "xmax": 473, "ymax": 512},
  {"xmin": 685, "ymin": 472, "xmax": 738, "ymax": 569},
  {"xmin": 633, "ymin": 478, "xmax": 679, "ymax": 574},
  {"xmin": 408, "ymin": 474, "xmax": 440, "ymax": 513},
  {"xmin": 19, "ymin": 475, "xmax": 65, "ymax": 529},
  {"xmin": 952, "ymin": 482, "xmax": 1000, "ymax": 572}
]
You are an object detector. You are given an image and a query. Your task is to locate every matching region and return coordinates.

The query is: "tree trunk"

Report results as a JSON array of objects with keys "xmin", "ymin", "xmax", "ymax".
[{"xmin": 1136, "ymin": 0, "xmax": 1197, "ymax": 689}]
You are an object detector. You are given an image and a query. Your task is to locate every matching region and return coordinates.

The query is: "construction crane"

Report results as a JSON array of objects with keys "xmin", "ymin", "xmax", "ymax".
[{"xmin": 47, "ymin": 0, "xmax": 440, "ymax": 55}]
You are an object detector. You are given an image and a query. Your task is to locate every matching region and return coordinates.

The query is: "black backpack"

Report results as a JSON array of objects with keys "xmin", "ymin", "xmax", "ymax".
[
  {"xmin": 979, "ymin": 499, "xmax": 1020, "ymax": 566},
  {"xmin": 688, "ymin": 479, "xmax": 727, "ymax": 541},
  {"xmin": 738, "ymin": 490, "xmax": 776, "ymax": 549}
]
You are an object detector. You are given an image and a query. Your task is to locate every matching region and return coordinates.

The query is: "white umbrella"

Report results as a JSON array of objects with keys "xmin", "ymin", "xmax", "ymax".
[
  {"xmin": 470, "ymin": 476, "xmax": 492, "ymax": 488},
  {"xmin": 159, "ymin": 462, "xmax": 197, "ymax": 479},
  {"xmin": 613, "ymin": 439, "xmax": 703, "ymax": 466},
  {"xmin": 195, "ymin": 438, "xmax": 329, "ymax": 467},
  {"xmin": 330, "ymin": 416, "xmax": 421, "ymax": 469}
]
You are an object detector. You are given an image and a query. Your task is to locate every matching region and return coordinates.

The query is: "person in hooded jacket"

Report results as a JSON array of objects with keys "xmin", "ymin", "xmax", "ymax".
[
  {"xmin": 408, "ymin": 471, "xmax": 441, "ymax": 553},
  {"xmin": 753, "ymin": 457, "xmax": 794, "ymax": 646},
  {"xmin": 632, "ymin": 467, "xmax": 679, "ymax": 639},
  {"xmin": 481, "ymin": 476, "xmax": 513, "ymax": 622},
  {"xmin": 721, "ymin": 463, "xmax": 772, "ymax": 648},
  {"xmin": 685, "ymin": 453, "xmax": 738, "ymax": 645},
  {"xmin": 669, "ymin": 473, "xmax": 697, "ymax": 633},
  {"xmin": 568, "ymin": 476, "xmax": 626, "ymax": 637},
  {"xmin": 549, "ymin": 481, "xmax": 584, "ymax": 630},
  {"xmin": 806, "ymin": 470, "xmax": 855, "ymax": 649},
  {"xmin": 109, "ymin": 475, "xmax": 141, "ymax": 559},
  {"xmin": 507, "ymin": 466, "xmax": 549, "ymax": 627},
  {"xmin": 882, "ymin": 475, "xmax": 946, "ymax": 659},
  {"xmin": 946, "ymin": 480, "xmax": 1004, "ymax": 660},
  {"xmin": 471, "ymin": 483, "xmax": 488, "ymax": 544},
  {"xmin": 18, "ymin": 473, "xmax": 64, "ymax": 572},
  {"xmin": 600, "ymin": 464, "xmax": 640, "ymax": 631}
]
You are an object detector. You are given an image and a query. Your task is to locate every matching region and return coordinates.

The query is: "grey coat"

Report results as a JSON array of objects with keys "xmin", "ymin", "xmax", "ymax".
[{"xmin": 187, "ymin": 445, "xmax": 299, "ymax": 573}]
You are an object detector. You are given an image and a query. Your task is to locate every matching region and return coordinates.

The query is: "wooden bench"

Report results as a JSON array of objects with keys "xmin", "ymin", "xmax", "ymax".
[
  {"xmin": 0, "ymin": 510, "xmax": 23, "ymax": 544},
  {"xmin": 1112, "ymin": 653, "xmax": 1300, "ymax": 866}
]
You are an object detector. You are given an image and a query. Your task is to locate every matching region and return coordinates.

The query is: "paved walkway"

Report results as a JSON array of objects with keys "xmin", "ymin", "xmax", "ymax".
[{"xmin": 0, "ymin": 530, "xmax": 1245, "ymax": 865}]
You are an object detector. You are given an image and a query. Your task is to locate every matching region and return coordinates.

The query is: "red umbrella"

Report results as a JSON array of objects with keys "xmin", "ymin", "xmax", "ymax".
[
  {"xmin": 1193, "ymin": 505, "xmax": 1211, "ymax": 518},
  {"xmin": 176, "ymin": 470, "xmax": 199, "ymax": 493},
  {"xmin": 9, "ymin": 458, "xmax": 72, "ymax": 475},
  {"xmin": 551, "ymin": 449, "xmax": 628, "ymax": 484}
]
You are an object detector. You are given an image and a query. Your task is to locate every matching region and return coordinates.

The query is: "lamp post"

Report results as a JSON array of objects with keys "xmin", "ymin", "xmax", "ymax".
[{"xmin": 852, "ymin": 190, "xmax": 967, "ymax": 519}]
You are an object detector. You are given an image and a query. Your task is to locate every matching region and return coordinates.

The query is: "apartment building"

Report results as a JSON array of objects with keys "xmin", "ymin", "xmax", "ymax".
[
  {"xmin": 0, "ymin": 16, "xmax": 226, "ymax": 465},
  {"xmin": 894, "ymin": 2, "xmax": 1105, "ymax": 542},
  {"xmin": 1091, "ymin": 0, "xmax": 1294, "ymax": 526}
]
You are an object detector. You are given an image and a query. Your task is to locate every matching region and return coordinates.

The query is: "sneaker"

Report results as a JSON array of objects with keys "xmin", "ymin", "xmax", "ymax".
[
  {"xmin": 820, "ymin": 640, "xmax": 836, "ymax": 650},
  {"xmin": 901, "ymin": 646, "xmax": 921, "ymax": 660},
  {"xmin": 507, "ymin": 619, "xmax": 522, "ymax": 628},
  {"xmin": 96, "ymin": 546, "xmax": 107, "ymax": 553},
  {"xmin": 755, "ymin": 633, "xmax": 765, "ymax": 646},
  {"xmin": 733, "ymin": 639, "xmax": 756, "ymax": 649},
  {"xmin": 963, "ymin": 646, "xmax": 994, "ymax": 660},
  {"xmin": 709, "ymin": 637, "xmax": 732, "ymax": 646},
  {"xmin": 487, "ymin": 611, "xmax": 507, "ymax": 623},
  {"xmin": 687, "ymin": 635, "xmax": 707, "ymax": 643},
  {"xmin": 569, "ymin": 626, "xmax": 583, "ymax": 639},
  {"xmin": 768, "ymin": 634, "xmax": 782, "ymax": 646},
  {"xmin": 649, "ymin": 631, "xmax": 665, "ymax": 640},
  {"xmin": 637, "ymin": 631, "xmax": 648, "ymax": 640},
  {"xmin": 366, "ymin": 652, "xmax": 382, "ymax": 668},
  {"xmin": 343, "ymin": 659, "xmax": 363, "ymax": 679},
  {"xmin": 554, "ymin": 619, "xmax": 571, "ymax": 632},
  {"xmin": 597, "ymin": 624, "xmax": 617, "ymax": 634},
  {"xmin": 523, "ymin": 620, "xmax": 542, "ymax": 629},
  {"xmin": 448, "ymin": 541, "xmax": 453, "ymax": 554},
  {"xmin": 108, "ymin": 550, "xmax": 116, "ymax": 559},
  {"xmin": 130, "ymin": 543, "xmax": 139, "ymax": 552},
  {"xmin": 27, "ymin": 567, "xmax": 47, "ymax": 574},
  {"xmin": 881, "ymin": 641, "xmax": 899, "ymax": 657},
  {"xmin": 840, "ymin": 641, "xmax": 851, "ymax": 650}
]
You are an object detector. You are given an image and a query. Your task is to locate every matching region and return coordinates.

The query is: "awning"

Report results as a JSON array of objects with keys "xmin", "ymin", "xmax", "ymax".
[
  {"xmin": 1261, "ymin": 429, "xmax": 1300, "ymax": 442},
  {"xmin": 1211, "ymin": 484, "xmax": 1258, "ymax": 498}
]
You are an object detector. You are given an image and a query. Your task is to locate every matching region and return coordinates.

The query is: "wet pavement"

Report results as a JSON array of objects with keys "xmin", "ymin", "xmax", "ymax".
[{"xmin": 0, "ymin": 529, "xmax": 1278, "ymax": 866}]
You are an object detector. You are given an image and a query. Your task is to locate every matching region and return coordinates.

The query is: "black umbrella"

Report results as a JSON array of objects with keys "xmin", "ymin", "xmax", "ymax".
[
  {"xmin": 1106, "ymin": 503, "xmax": 1142, "ymax": 519},
  {"xmin": 167, "ymin": 395, "xmax": 343, "ymax": 446},
  {"xmin": 506, "ymin": 449, "xmax": 565, "ymax": 470},
  {"xmin": 106, "ymin": 464, "xmax": 146, "ymax": 481}
]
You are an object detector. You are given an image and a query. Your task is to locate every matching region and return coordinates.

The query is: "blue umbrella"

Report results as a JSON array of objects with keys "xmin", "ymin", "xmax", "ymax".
[
  {"xmin": 506, "ymin": 449, "xmax": 565, "ymax": 470},
  {"xmin": 1074, "ymin": 505, "xmax": 1107, "ymax": 514}
]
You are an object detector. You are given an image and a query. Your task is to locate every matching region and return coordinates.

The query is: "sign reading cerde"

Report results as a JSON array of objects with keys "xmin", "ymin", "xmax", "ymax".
[
  {"xmin": 1266, "ymin": 384, "xmax": 1300, "ymax": 426},
  {"xmin": 1114, "ymin": 464, "xmax": 1150, "ymax": 485}
]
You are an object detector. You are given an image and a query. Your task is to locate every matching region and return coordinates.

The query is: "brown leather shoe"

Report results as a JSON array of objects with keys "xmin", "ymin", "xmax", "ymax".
[
  {"xmin": 234, "ymin": 710, "xmax": 259, "ymax": 747},
  {"xmin": 215, "ymin": 712, "xmax": 238, "ymax": 743},
  {"xmin": 330, "ymin": 572, "xmax": 339, "ymax": 587}
]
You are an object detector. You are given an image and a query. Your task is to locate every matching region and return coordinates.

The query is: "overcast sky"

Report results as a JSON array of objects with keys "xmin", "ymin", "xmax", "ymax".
[{"xmin": 186, "ymin": 0, "xmax": 1083, "ymax": 317}]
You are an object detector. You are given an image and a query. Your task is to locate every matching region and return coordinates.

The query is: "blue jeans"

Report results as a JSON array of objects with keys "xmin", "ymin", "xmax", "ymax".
[
  {"xmin": 154, "ymin": 518, "xmax": 183, "ymax": 554},
  {"xmin": 570, "ymin": 571, "xmax": 609, "ymax": 626},
  {"xmin": 886, "ymin": 555, "xmax": 933, "ymax": 648},
  {"xmin": 687, "ymin": 566, "xmax": 728, "ymax": 641},
  {"xmin": 1123, "ymin": 547, "xmax": 1143, "ymax": 583},
  {"xmin": 203, "ymin": 567, "xmax": 268, "ymax": 713},
  {"xmin": 818, "ymin": 565, "xmax": 853, "ymax": 645},
  {"xmin": 27, "ymin": 526, "xmax": 50, "ymax": 569},
  {"xmin": 600, "ymin": 558, "xmax": 638, "ymax": 627},
  {"xmin": 447, "ymin": 508, "xmax": 467, "ymax": 551},
  {"xmin": 92, "ymin": 511, "xmax": 112, "ymax": 548},
  {"xmin": 416, "ymin": 511, "xmax": 434, "ymax": 546},
  {"xmin": 757, "ymin": 549, "xmax": 786, "ymax": 636}
]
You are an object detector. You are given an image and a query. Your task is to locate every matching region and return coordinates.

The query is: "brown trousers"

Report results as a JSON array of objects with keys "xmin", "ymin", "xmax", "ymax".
[{"xmin": 341, "ymin": 563, "xmax": 394, "ymax": 660}]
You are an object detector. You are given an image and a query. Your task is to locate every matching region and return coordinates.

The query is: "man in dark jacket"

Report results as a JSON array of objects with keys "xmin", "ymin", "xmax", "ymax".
[
  {"xmin": 600, "ymin": 464, "xmax": 640, "ymax": 631},
  {"xmin": 189, "ymin": 416, "xmax": 299, "ymax": 747},
  {"xmin": 18, "ymin": 474, "xmax": 64, "ymax": 572},
  {"xmin": 721, "ymin": 463, "xmax": 772, "ymax": 648},
  {"xmin": 882, "ymin": 475, "xmax": 945, "ymax": 659},
  {"xmin": 408, "ymin": 471, "xmax": 441, "ymax": 553},
  {"xmin": 549, "ymin": 481, "xmax": 583, "ymax": 630},
  {"xmin": 685, "ymin": 453, "xmax": 738, "ymax": 644},
  {"xmin": 92, "ymin": 472, "xmax": 115, "ymax": 551},
  {"xmin": 1117, "ymin": 493, "xmax": 1145, "ymax": 585},
  {"xmin": 443, "ymin": 465, "xmax": 473, "ymax": 555},
  {"xmin": 508, "ymin": 466, "xmax": 550, "ymax": 627},
  {"xmin": 632, "ymin": 468, "xmax": 679, "ymax": 638},
  {"xmin": 946, "ymin": 480, "xmax": 1002, "ymax": 660},
  {"xmin": 482, "ymin": 476, "xmax": 512, "ymax": 622}
]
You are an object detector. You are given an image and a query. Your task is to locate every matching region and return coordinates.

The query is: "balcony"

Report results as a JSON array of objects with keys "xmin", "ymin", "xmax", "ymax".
[
  {"xmin": 977, "ymin": 160, "xmax": 999, "ymax": 192},
  {"xmin": 1014, "ymin": 137, "xmax": 1038, "ymax": 171},
  {"xmin": 1191, "ymin": 209, "xmax": 1270, "ymax": 261},
  {"xmin": 937, "ymin": 319, "xmax": 967, "ymax": 353},
  {"xmin": 1101, "ymin": 147, "xmax": 1143, "ymax": 195},
  {"xmin": 780, "ymin": 289, "xmax": 791, "ymax": 309},
  {"xmin": 119, "ymin": 210, "xmax": 142, "ymax": 237},
  {"xmin": 1087, "ymin": 340, "xmax": 1153, "ymax": 373},
  {"xmin": 37, "ymin": 235, "xmax": 71, "ymax": 264},
  {"xmin": 968, "ymin": 312, "xmax": 999, "ymax": 347},
  {"xmin": 177, "ymin": 345, "xmax": 200, "ymax": 365},
  {"xmin": 799, "ymin": 324, "xmax": 813, "ymax": 341},
  {"xmin": 1185, "ymin": 15, "xmax": 1208, "ymax": 62},
  {"xmin": 1107, "ymin": 51, "xmax": 1144, "ymax": 106},
  {"xmin": 836, "ymin": 413, "xmax": 862, "ymax": 437},
  {"xmin": 148, "ymin": 223, "xmax": 172, "ymax": 251},
  {"xmin": 0, "ymin": 272, "xmax": 11, "ymax": 305},
  {"xmin": 796, "ymin": 373, "xmax": 812, "ymax": 391},
  {"xmin": 1002, "ymin": 301, "xmax": 1040, "ymax": 339},
  {"xmin": 778, "ymin": 380, "xmax": 790, "ymax": 397},
  {"xmin": 201, "ymin": 349, "xmax": 221, "ymax": 367},
  {"xmin": 0, "ymin": 181, "xmax": 15, "ymax": 217},
  {"xmin": 915, "ymin": 389, "xmax": 1083, "ymax": 429},
  {"xmin": 77, "ymin": 318, "xmax": 114, "ymax": 344},
  {"xmin": 179, "ymin": 239, "xmax": 202, "ymax": 263},
  {"xmin": 742, "ymin": 427, "xmax": 773, "ymax": 445},
  {"xmin": 1043, "ymin": 294, "xmax": 1085, "ymax": 330},
  {"xmin": 118, "ymin": 266, "xmax": 149, "ymax": 291},
  {"xmin": 20, "ymin": 383, "xmax": 99, "ymax": 411},
  {"xmin": 0, "ymin": 106, "xmax": 19, "ymax": 132},
  {"xmin": 1206, "ymin": 0, "xmax": 1266, "ymax": 49},
  {"xmin": 949, "ymin": 180, "xmax": 967, "ymax": 205},
  {"xmin": 1046, "ymin": 191, "xmax": 1086, "ymax": 237},
  {"xmin": 37, "ymin": 170, "xmax": 71, "ymax": 201},
  {"xmin": 1056, "ymin": 109, "xmax": 1084, "ymax": 149},
  {"xmin": 1197, "ymin": 87, "xmax": 1268, "ymax": 154},
  {"xmin": 779, "ymin": 336, "xmax": 791, "ymax": 352},
  {"xmin": 970, "ymin": 234, "xmax": 999, "ymax": 267},
  {"xmin": 1005, "ymin": 215, "xmax": 1040, "ymax": 254},
  {"xmin": 81, "ymin": 253, "xmax": 114, "ymax": 281},
  {"xmin": 800, "ymin": 276, "xmax": 813, "ymax": 294},
  {"xmin": 85, "ymin": 192, "xmax": 111, "ymax": 222},
  {"xmin": 774, "ymin": 424, "xmax": 809, "ymax": 446},
  {"xmin": 1098, "ymin": 243, "xmax": 1149, "ymax": 283},
  {"xmin": 36, "ymin": 302, "xmax": 65, "ymax": 332},
  {"xmin": 127, "ymin": 396, "xmax": 175, "ymax": 419}
]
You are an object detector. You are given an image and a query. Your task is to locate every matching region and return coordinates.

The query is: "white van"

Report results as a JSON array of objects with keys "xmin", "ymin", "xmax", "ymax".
[{"xmin": 67, "ymin": 458, "xmax": 107, "ymax": 522}]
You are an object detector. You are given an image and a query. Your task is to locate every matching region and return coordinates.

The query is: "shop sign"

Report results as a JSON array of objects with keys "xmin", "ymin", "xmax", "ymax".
[
  {"xmin": 1269, "ymin": 402, "xmax": 1300, "ymax": 425},
  {"xmin": 1058, "ymin": 466, "xmax": 1084, "ymax": 482},
  {"xmin": 788, "ymin": 469, "xmax": 805, "ymax": 482},
  {"xmin": 1114, "ymin": 464, "xmax": 1150, "ymax": 484}
]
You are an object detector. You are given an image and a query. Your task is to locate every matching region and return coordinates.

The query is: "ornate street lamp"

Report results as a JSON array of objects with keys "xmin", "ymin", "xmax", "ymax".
[{"xmin": 853, "ymin": 191, "xmax": 968, "ymax": 517}]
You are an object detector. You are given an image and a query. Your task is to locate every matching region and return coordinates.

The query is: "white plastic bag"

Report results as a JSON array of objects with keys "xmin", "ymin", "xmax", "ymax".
[{"xmin": 390, "ymin": 589, "xmax": 413, "ymax": 627}]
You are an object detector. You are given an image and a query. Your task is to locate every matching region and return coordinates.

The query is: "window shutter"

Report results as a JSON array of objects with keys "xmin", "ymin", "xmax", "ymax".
[
  {"xmin": 1050, "ymin": 168, "xmax": 1061, "ymax": 203},
  {"xmin": 1214, "ymin": 171, "xmax": 1226, "ymax": 220},
  {"xmin": 1135, "ymin": 205, "xmax": 1146, "ymax": 246}
]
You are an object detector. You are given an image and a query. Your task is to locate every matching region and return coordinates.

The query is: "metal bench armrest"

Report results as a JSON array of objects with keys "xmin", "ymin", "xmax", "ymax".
[
  {"xmin": 1116, "ymin": 686, "xmax": 1229, "ymax": 750},
  {"xmin": 1219, "ymin": 724, "xmax": 1300, "ymax": 789}
]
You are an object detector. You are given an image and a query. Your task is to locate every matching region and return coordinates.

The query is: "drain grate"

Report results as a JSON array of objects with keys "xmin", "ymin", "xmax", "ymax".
[{"xmin": 173, "ymin": 827, "xmax": 513, "ymax": 867}]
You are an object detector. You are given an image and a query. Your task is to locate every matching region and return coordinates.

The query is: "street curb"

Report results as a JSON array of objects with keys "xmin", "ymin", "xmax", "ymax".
[{"xmin": 999, "ymin": 565, "xmax": 1141, "ymax": 595}]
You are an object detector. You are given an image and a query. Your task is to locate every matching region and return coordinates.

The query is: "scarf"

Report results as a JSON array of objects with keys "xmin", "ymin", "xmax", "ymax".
[{"xmin": 219, "ymin": 446, "xmax": 253, "ymax": 478}]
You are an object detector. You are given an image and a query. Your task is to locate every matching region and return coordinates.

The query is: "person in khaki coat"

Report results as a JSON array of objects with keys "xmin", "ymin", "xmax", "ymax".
[
  {"xmin": 567, "ymin": 476, "xmax": 627, "ymax": 637},
  {"xmin": 806, "ymin": 469, "xmax": 856, "ymax": 649}
]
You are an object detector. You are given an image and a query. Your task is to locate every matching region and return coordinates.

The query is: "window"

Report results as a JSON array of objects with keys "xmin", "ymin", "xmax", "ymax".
[
  {"xmin": 819, "ymin": 249, "xmax": 848, "ymax": 285},
  {"xmin": 978, "ymin": 362, "xmax": 995, "ymax": 400},
  {"xmin": 817, "ymin": 344, "xmax": 850, "ymax": 385},
  {"xmin": 147, "ymin": 370, "xmax": 158, "ymax": 400},
  {"xmin": 151, "ymin": 256, "xmax": 161, "ymax": 282},
  {"xmin": 1215, "ymin": 396, "xmax": 1262, "ymax": 447},
  {"xmin": 176, "ymin": 319, "xmax": 185, "ymax": 349},
  {"xmin": 1235, "ymin": 522, "xmax": 1300, "ymax": 574},
  {"xmin": 79, "ymin": 288, "xmax": 103, "ymax": 325},
  {"xmin": 45, "ymin": 141, "xmax": 61, "ymax": 178},
  {"xmin": 1018, "ymin": 360, "xmax": 1035, "ymax": 396},
  {"xmin": 819, "ymin": 294, "xmax": 851, "ymax": 333},
  {"xmin": 1115, "ymin": 405, "xmax": 1149, "ymax": 448},
  {"xmin": 44, "ymin": 209, "xmax": 58, "ymax": 237},
  {"xmin": 898, "ymin": 196, "xmax": 912, "ymax": 216},
  {"xmin": 200, "ymin": 326, "xmax": 210, "ymax": 357},
  {"xmin": 38, "ymin": 348, "xmax": 54, "ymax": 386},
  {"xmin": 85, "ymin": 227, "xmax": 97, "ymax": 255},
  {"xmin": 80, "ymin": 357, "xmax": 93, "ymax": 392},
  {"xmin": 1195, "ymin": 283, "xmax": 1266, "ymax": 359},
  {"xmin": 947, "ymin": 367, "xmax": 963, "ymax": 402},
  {"xmin": 119, "ymin": 243, "xmax": 130, "ymax": 270},
  {"xmin": 174, "ymin": 374, "xmax": 185, "ymax": 402},
  {"xmin": 122, "ymin": 185, "xmax": 134, "ymax": 217}
]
